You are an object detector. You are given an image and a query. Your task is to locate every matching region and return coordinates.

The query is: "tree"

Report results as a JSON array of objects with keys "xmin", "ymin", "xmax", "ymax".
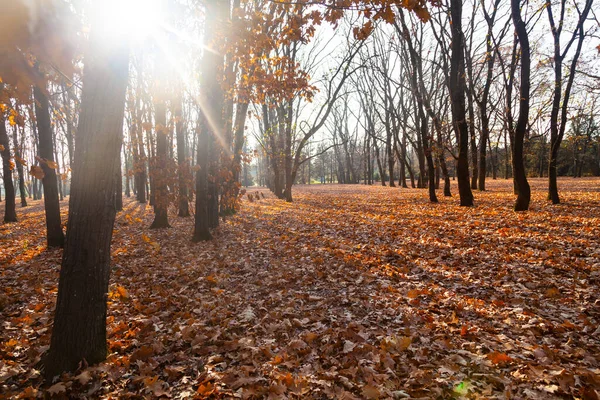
[
  {"xmin": 510, "ymin": 0, "xmax": 531, "ymax": 211},
  {"xmin": 193, "ymin": 0, "xmax": 229, "ymax": 241},
  {"xmin": 476, "ymin": 0, "xmax": 502, "ymax": 191},
  {"xmin": 34, "ymin": 83, "xmax": 65, "ymax": 247},
  {"xmin": 449, "ymin": 0, "xmax": 474, "ymax": 206},
  {"xmin": 0, "ymin": 113, "xmax": 17, "ymax": 222},
  {"xmin": 43, "ymin": 24, "xmax": 130, "ymax": 377},
  {"xmin": 546, "ymin": 0, "xmax": 594, "ymax": 204},
  {"xmin": 174, "ymin": 88, "xmax": 190, "ymax": 217},
  {"xmin": 149, "ymin": 64, "xmax": 171, "ymax": 229},
  {"xmin": 9, "ymin": 111, "xmax": 28, "ymax": 207}
]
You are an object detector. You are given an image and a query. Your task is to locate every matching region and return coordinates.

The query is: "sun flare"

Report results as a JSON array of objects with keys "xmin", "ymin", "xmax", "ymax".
[{"xmin": 92, "ymin": 0, "xmax": 163, "ymax": 43}]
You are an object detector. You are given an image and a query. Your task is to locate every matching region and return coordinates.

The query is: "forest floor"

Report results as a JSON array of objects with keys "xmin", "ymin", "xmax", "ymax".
[{"xmin": 1, "ymin": 178, "xmax": 600, "ymax": 399}]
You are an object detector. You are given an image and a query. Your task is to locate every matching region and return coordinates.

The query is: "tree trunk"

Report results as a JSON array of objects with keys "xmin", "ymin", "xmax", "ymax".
[
  {"xmin": 450, "ymin": 0, "xmax": 474, "ymax": 206},
  {"xmin": 374, "ymin": 139, "xmax": 386, "ymax": 186},
  {"xmin": 124, "ymin": 145, "xmax": 131, "ymax": 197},
  {"xmin": 150, "ymin": 96, "xmax": 170, "ymax": 228},
  {"xmin": 43, "ymin": 28, "xmax": 129, "ymax": 378},
  {"xmin": 467, "ymin": 87, "xmax": 478, "ymax": 190},
  {"xmin": 192, "ymin": 120, "xmax": 212, "ymax": 242},
  {"xmin": 11, "ymin": 124, "xmax": 28, "ymax": 207},
  {"xmin": 194, "ymin": 0, "xmax": 227, "ymax": 238},
  {"xmin": 0, "ymin": 115, "xmax": 17, "ymax": 222},
  {"xmin": 511, "ymin": 0, "xmax": 531, "ymax": 211},
  {"xmin": 115, "ymin": 152, "xmax": 123, "ymax": 212},
  {"xmin": 175, "ymin": 92, "xmax": 190, "ymax": 217},
  {"xmin": 34, "ymin": 85, "xmax": 65, "ymax": 247}
]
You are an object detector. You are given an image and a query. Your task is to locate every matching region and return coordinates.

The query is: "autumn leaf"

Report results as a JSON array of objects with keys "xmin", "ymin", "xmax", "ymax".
[
  {"xmin": 361, "ymin": 384, "xmax": 381, "ymax": 399},
  {"xmin": 75, "ymin": 371, "xmax": 92, "ymax": 385},
  {"xmin": 487, "ymin": 351, "xmax": 513, "ymax": 365},
  {"xmin": 130, "ymin": 346, "xmax": 154, "ymax": 362},
  {"xmin": 29, "ymin": 165, "xmax": 44, "ymax": 179},
  {"xmin": 47, "ymin": 382, "xmax": 67, "ymax": 395},
  {"xmin": 14, "ymin": 156, "xmax": 27, "ymax": 166},
  {"xmin": 414, "ymin": 7, "xmax": 431, "ymax": 22},
  {"xmin": 116, "ymin": 286, "xmax": 129, "ymax": 300},
  {"xmin": 19, "ymin": 386, "xmax": 38, "ymax": 398},
  {"xmin": 343, "ymin": 340, "xmax": 356, "ymax": 353},
  {"xmin": 141, "ymin": 234, "xmax": 160, "ymax": 251},
  {"xmin": 197, "ymin": 381, "xmax": 216, "ymax": 396},
  {"xmin": 46, "ymin": 160, "xmax": 58, "ymax": 169},
  {"xmin": 0, "ymin": 144, "xmax": 5, "ymax": 152},
  {"xmin": 143, "ymin": 375, "xmax": 158, "ymax": 386}
]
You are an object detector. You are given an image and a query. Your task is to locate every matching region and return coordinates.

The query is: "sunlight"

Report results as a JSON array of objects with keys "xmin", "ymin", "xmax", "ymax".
[{"xmin": 91, "ymin": 0, "xmax": 162, "ymax": 43}]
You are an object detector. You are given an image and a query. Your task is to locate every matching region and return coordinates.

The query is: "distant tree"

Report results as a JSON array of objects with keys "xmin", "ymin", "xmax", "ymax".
[
  {"xmin": 174, "ymin": 88, "xmax": 190, "ymax": 217},
  {"xmin": 34, "ymin": 83, "xmax": 65, "ymax": 247},
  {"xmin": 149, "ymin": 61, "xmax": 170, "ymax": 229},
  {"xmin": 545, "ymin": 0, "xmax": 594, "ymax": 204},
  {"xmin": 9, "ymin": 112, "xmax": 28, "ymax": 207},
  {"xmin": 0, "ymin": 113, "xmax": 17, "ymax": 222}
]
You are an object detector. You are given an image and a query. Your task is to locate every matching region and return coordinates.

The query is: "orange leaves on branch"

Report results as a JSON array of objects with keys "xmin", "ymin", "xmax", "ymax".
[
  {"xmin": 353, "ymin": 21, "xmax": 374, "ymax": 40},
  {"xmin": 414, "ymin": 6, "xmax": 431, "ymax": 22},
  {"xmin": 0, "ymin": 0, "xmax": 78, "ymax": 95}
]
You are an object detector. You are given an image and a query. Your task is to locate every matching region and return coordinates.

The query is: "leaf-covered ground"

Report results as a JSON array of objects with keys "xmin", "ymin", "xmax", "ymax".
[{"xmin": 1, "ymin": 178, "xmax": 600, "ymax": 399}]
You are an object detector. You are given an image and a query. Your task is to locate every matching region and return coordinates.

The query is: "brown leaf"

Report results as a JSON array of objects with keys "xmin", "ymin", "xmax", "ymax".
[
  {"xmin": 361, "ymin": 384, "xmax": 381, "ymax": 399},
  {"xmin": 75, "ymin": 370, "xmax": 92, "ymax": 385},
  {"xmin": 130, "ymin": 346, "xmax": 153, "ymax": 362},
  {"xmin": 47, "ymin": 382, "xmax": 66, "ymax": 395},
  {"xmin": 30, "ymin": 165, "xmax": 45, "ymax": 180}
]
